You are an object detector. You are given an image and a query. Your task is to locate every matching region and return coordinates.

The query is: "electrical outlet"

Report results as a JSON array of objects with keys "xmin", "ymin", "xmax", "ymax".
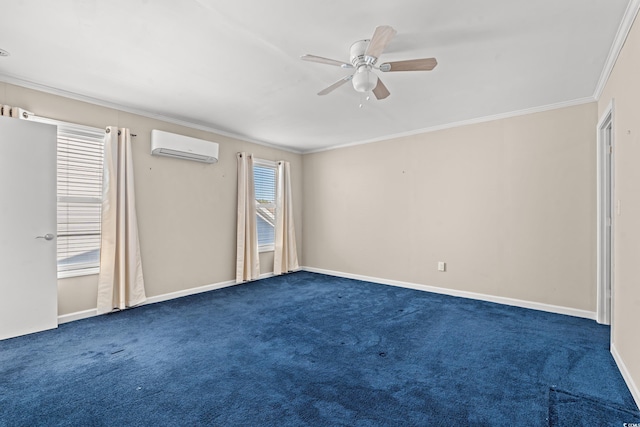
[{"xmin": 438, "ymin": 262, "xmax": 446, "ymax": 272}]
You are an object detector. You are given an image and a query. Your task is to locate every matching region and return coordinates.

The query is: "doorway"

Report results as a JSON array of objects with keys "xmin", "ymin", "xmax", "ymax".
[{"xmin": 597, "ymin": 102, "xmax": 614, "ymax": 325}]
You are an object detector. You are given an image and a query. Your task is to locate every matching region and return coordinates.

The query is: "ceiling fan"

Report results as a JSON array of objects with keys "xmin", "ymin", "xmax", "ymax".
[{"xmin": 301, "ymin": 25, "xmax": 437, "ymax": 100}]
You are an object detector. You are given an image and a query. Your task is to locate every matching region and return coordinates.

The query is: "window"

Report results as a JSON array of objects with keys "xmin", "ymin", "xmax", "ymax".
[
  {"xmin": 253, "ymin": 159, "xmax": 277, "ymax": 252},
  {"xmin": 57, "ymin": 123, "xmax": 105, "ymax": 278},
  {"xmin": 33, "ymin": 117, "xmax": 105, "ymax": 278}
]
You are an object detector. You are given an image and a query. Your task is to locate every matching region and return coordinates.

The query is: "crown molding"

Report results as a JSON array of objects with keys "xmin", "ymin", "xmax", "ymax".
[
  {"xmin": 0, "ymin": 72, "xmax": 303, "ymax": 155},
  {"xmin": 593, "ymin": 0, "xmax": 640, "ymax": 100},
  {"xmin": 303, "ymin": 96, "xmax": 596, "ymax": 154}
]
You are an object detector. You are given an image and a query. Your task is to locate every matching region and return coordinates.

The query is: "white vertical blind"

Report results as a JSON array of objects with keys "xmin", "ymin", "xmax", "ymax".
[
  {"xmin": 56, "ymin": 123, "xmax": 105, "ymax": 277},
  {"xmin": 253, "ymin": 160, "xmax": 277, "ymax": 250}
]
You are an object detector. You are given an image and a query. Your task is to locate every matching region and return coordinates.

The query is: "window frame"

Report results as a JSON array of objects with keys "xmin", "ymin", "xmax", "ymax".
[
  {"xmin": 253, "ymin": 158, "xmax": 277, "ymax": 253},
  {"xmin": 29, "ymin": 116, "xmax": 105, "ymax": 279}
]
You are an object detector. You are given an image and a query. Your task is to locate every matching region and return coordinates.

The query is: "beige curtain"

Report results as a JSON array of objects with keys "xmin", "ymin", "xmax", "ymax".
[
  {"xmin": 97, "ymin": 127, "xmax": 146, "ymax": 314},
  {"xmin": 274, "ymin": 161, "xmax": 299, "ymax": 275},
  {"xmin": 236, "ymin": 152, "xmax": 260, "ymax": 283}
]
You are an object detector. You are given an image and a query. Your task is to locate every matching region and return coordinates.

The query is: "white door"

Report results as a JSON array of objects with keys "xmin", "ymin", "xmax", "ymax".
[{"xmin": 0, "ymin": 116, "xmax": 58, "ymax": 340}]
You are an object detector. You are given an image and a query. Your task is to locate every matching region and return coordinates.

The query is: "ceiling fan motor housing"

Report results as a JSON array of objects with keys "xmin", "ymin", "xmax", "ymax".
[{"xmin": 350, "ymin": 39, "xmax": 374, "ymax": 66}]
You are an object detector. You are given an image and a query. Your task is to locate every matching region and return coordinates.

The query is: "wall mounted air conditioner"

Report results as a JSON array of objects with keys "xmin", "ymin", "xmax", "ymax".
[{"xmin": 150, "ymin": 130, "xmax": 219, "ymax": 163}]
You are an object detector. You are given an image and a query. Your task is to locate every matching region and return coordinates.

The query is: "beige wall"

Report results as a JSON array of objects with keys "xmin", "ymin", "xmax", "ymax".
[
  {"xmin": 303, "ymin": 102, "xmax": 597, "ymax": 311},
  {"xmin": 0, "ymin": 83, "xmax": 303, "ymax": 316},
  {"xmin": 598, "ymin": 13, "xmax": 640, "ymax": 402}
]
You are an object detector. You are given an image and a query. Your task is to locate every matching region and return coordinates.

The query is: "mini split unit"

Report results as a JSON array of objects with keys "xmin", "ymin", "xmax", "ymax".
[{"xmin": 150, "ymin": 129, "xmax": 219, "ymax": 163}]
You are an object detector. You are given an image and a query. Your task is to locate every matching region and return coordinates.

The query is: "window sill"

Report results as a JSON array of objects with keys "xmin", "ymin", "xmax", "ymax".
[
  {"xmin": 58, "ymin": 267, "xmax": 100, "ymax": 280},
  {"xmin": 259, "ymin": 245, "xmax": 274, "ymax": 253}
]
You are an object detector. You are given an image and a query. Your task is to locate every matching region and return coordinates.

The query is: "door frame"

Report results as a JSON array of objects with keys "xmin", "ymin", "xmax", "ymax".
[{"xmin": 596, "ymin": 100, "xmax": 615, "ymax": 325}]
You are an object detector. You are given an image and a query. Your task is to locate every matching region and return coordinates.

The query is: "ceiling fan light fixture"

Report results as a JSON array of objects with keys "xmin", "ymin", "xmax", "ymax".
[{"xmin": 352, "ymin": 66, "xmax": 377, "ymax": 93}]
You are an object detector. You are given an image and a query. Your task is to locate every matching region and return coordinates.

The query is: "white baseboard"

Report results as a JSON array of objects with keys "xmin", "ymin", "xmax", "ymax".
[
  {"xmin": 57, "ymin": 272, "xmax": 275, "ymax": 325},
  {"xmin": 302, "ymin": 266, "xmax": 597, "ymax": 320},
  {"xmin": 144, "ymin": 279, "xmax": 239, "ymax": 306},
  {"xmin": 58, "ymin": 309, "xmax": 98, "ymax": 324},
  {"xmin": 59, "ymin": 267, "xmax": 596, "ymax": 323},
  {"xmin": 611, "ymin": 343, "xmax": 640, "ymax": 409}
]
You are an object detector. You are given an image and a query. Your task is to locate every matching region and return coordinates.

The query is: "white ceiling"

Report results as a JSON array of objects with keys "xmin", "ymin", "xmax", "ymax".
[{"xmin": 0, "ymin": 0, "xmax": 633, "ymax": 153}]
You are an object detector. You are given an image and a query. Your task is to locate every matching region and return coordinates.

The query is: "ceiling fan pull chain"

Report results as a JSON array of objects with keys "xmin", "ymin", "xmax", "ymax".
[{"xmin": 358, "ymin": 92, "xmax": 371, "ymax": 109}]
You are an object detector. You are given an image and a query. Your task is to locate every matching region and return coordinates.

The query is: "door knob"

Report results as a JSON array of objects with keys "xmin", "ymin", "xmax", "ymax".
[{"xmin": 35, "ymin": 234, "xmax": 55, "ymax": 241}]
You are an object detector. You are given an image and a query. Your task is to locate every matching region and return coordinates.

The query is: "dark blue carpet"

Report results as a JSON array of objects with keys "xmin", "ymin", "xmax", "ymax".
[{"xmin": 0, "ymin": 271, "xmax": 637, "ymax": 426}]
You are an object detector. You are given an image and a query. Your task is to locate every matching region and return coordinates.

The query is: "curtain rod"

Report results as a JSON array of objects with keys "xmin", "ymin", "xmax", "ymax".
[
  {"xmin": 242, "ymin": 154, "xmax": 284, "ymax": 166},
  {"xmin": 105, "ymin": 127, "xmax": 137, "ymax": 137},
  {"xmin": 20, "ymin": 111, "xmax": 138, "ymax": 137}
]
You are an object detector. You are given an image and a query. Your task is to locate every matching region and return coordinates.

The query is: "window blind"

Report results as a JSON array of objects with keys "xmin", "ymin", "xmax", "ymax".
[
  {"xmin": 56, "ymin": 123, "xmax": 105, "ymax": 277},
  {"xmin": 254, "ymin": 161, "xmax": 276, "ymax": 249}
]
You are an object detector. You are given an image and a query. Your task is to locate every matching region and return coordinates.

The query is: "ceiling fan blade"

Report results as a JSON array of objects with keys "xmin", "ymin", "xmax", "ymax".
[
  {"xmin": 379, "ymin": 58, "xmax": 438, "ymax": 72},
  {"xmin": 372, "ymin": 78, "xmax": 390, "ymax": 100},
  {"xmin": 301, "ymin": 54, "xmax": 353, "ymax": 68},
  {"xmin": 318, "ymin": 75, "xmax": 354, "ymax": 96},
  {"xmin": 365, "ymin": 25, "xmax": 397, "ymax": 59}
]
